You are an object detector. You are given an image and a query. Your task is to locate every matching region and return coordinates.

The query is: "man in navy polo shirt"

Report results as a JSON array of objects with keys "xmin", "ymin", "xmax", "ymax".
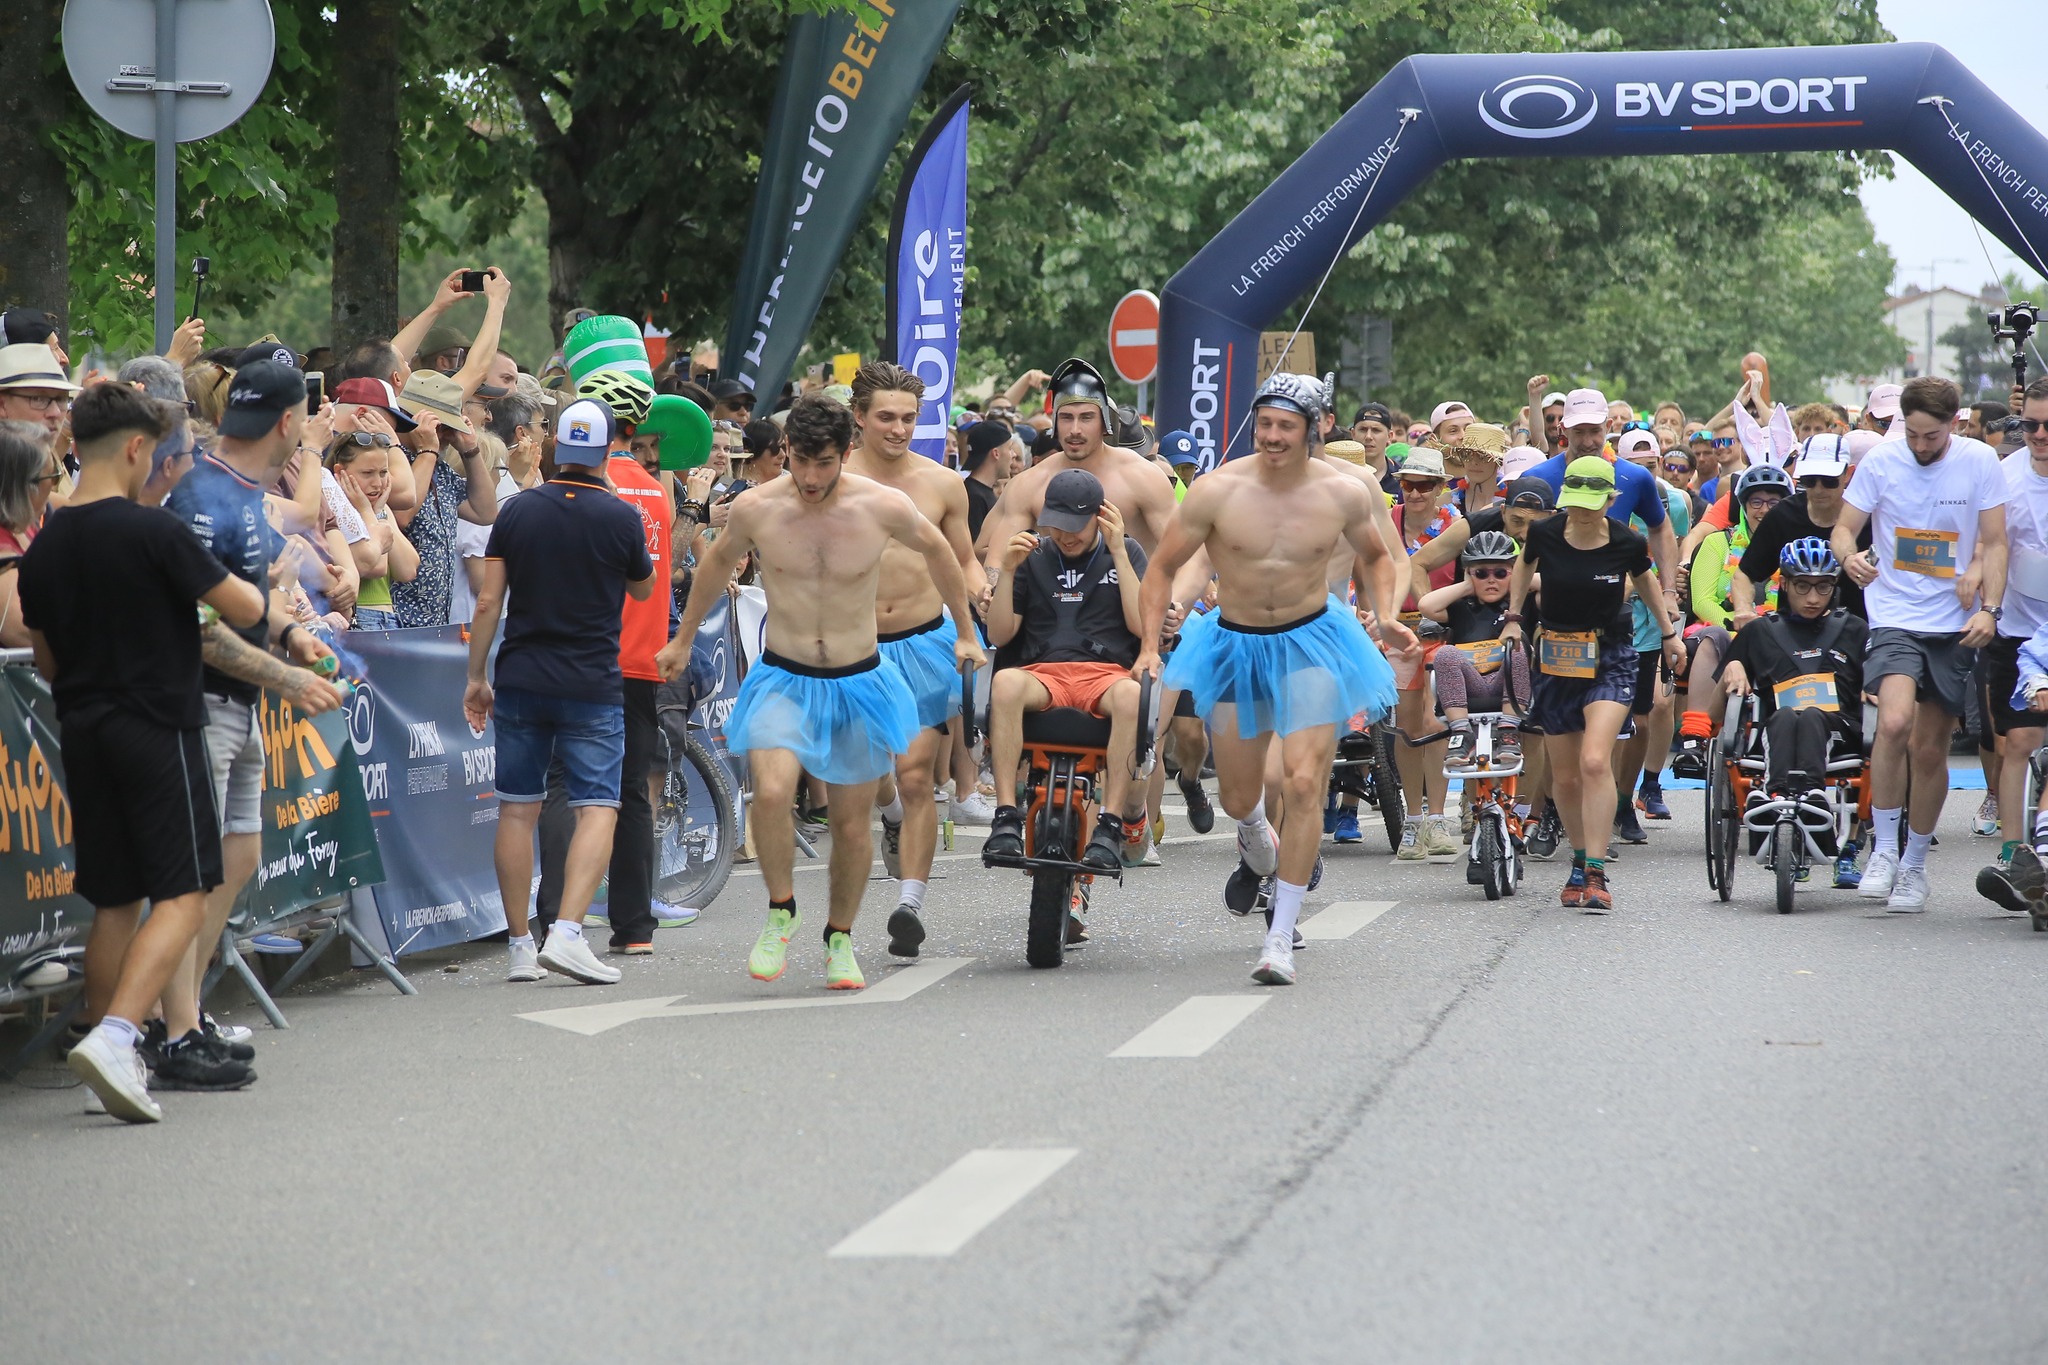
[{"xmin": 465, "ymin": 398, "xmax": 656, "ymax": 986}]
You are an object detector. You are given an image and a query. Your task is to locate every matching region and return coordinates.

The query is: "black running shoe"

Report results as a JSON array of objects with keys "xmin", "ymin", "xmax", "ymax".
[
  {"xmin": 1614, "ymin": 797, "xmax": 1649, "ymax": 845},
  {"xmin": 1979, "ymin": 863, "xmax": 2031, "ymax": 914},
  {"xmin": 1082, "ymin": 815, "xmax": 1125, "ymax": 873},
  {"xmin": 1308, "ymin": 853, "xmax": 1325, "ymax": 891},
  {"xmin": 983, "ymin": 805, "xmax": 1025, "ymax": 862},
  {"xmin": 1224, "ymin": 859, "xmax": 1263, "ymax": 915},
  {"xmin": 199, "ymin": 1014, "xmax": 256, "ymax": 1062},
  {"xmin": 886, "ymin": 905, "xmax": 926, "ymax": 958},
  {"xmin": 153, "ymin": 1031, "xmax": 256, "ymax": 1091},
  {"xmin": 1178, "ymin": 774, "xmax": 1216, "ymax": 834},
  {"xmin": 139, "ymin": 1018, "xmax": 169, "ymax": 1072},
  {"xmin": 1526, "ymin": 801, "xmax": 1563, "ymax": 859}
]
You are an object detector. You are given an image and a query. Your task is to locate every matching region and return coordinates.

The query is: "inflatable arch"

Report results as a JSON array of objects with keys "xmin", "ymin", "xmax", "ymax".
[{"xmin": 1157, "ymin": 43, "xmax": 2048, "ymax": 466}]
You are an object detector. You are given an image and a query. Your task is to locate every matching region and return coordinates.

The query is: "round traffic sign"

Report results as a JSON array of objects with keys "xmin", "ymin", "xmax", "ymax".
[
  {"xmin": 1108, "ymin": 290, "xmax": 1161, "ymax": 385},
  {"xmin": 63, "ymin": 0, "xmax": 275, "ymax": 143}
]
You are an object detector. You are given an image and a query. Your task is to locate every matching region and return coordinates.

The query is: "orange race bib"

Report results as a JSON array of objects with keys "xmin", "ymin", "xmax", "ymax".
[
  {"xmin": 1773, "ymin": 673, "xmax": 1840, "ymax": 713},
  {"xmin": 1894, "ymin": 527, "xmax": 1958, "ymax": 578},
  {"xmin": 1538, "ymin": 629, "xmax": 1598, "ymax": 679},
  {"xmin": 1454, "ymin": 638, "xmax": 1507, "ymax": 676}
]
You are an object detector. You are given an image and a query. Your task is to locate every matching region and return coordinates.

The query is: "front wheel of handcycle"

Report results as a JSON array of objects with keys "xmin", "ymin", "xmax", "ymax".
[
  {"xmin": 1772, "ymin": 820, "xmax": 1799, "ymax": 915},
  {"xmin": 1706, "ymin": 740, "xmax": 1737, "ymax": 903},
  {"xmin": 1027, "ymin": 868, "xmax": 1072, "ymax": 968}
]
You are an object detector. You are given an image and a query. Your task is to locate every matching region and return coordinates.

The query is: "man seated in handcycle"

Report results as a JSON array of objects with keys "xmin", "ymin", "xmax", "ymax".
[
  {"xmin": 1716, "ymin": 537, "xmax": 1868, "ymax": 845},
  {"xmin": 983, "ymin": 469, "xmax": 1150, "ymax": 873}
]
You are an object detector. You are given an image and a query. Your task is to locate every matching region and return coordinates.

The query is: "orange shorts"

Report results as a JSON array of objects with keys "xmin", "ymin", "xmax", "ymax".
[{"xmin": 1021, "ymin": 662, "xmax": 1131, "ymax": 716}]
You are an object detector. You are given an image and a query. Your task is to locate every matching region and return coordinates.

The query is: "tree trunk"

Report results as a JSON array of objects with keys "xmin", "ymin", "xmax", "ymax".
[
  {"xmin": 0, "ymin": 0, "xmax": 74, "ymax": 335},
  {"xmin": 329, "ymin": 0, "xmax": 402, "ymax": 352}
]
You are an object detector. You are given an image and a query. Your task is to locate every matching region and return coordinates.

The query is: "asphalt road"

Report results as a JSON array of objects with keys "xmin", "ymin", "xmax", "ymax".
[{"xmin": 5, "ymin": 788, "xmax": 2047, "ymax": 1364}]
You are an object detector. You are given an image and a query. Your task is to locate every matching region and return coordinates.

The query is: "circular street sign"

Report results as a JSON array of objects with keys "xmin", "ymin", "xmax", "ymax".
[
  {"xmin": 63, "ymin": 0, "xmax": 275, "ymax": 143},
  {"xmin": 1108, "ymin": 290, "xmax": 1161, "ymax": 385}
]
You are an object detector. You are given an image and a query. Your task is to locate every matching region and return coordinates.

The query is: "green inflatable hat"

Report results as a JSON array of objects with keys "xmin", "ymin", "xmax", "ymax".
[
  {"xmin": 642, "ymin": 394, "xmax": 713, "ymax": 471},
  {"xmin": 563, "ymin": 314, "xmax": 653, "ymax": 387}
]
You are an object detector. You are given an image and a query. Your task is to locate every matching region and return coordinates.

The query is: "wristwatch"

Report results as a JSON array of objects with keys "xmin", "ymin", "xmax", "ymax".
[{"xmin": 1982, "ymin": 604, "xmax": 2003, "ymax": 621}]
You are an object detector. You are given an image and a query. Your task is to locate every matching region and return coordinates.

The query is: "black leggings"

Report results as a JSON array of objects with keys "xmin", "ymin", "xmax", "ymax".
[{"xmin": 1765, "ymin": 707, "xmax": 1855, "ymax": 793}]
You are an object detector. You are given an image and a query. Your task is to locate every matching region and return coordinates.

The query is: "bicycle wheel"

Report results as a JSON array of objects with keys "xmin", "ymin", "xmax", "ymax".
[
  {"xmin": 1477, "ymin": 819, "xmax": 1505, "ymax": 902},
  {"xmin": 1772, "ymin": 820, "xmax": 1798, "ymax": 915},
  {"xmin": 1373, "ymin": 722, "xmax": 1407, "ymax": 852},
  {"xmin": 653, "ymin": 711, "xmax": 739, "ymax": 912}
]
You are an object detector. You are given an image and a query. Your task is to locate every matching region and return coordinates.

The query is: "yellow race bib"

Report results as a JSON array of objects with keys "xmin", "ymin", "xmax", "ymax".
[
  {"xmin": 1454, "ymin": 638, "xmax": 1507, "ymax": 676},
  {"xmin": 1773, "ymin": 672, "xmax": 1840, "ymax": 713},
  {"xmin": 1538, "ymin": 629, "xmax": 1599, "ymax": 679},
  {"xmin": 1894, "ymin": 527, "xmax": 1959, "ymax": 578}
]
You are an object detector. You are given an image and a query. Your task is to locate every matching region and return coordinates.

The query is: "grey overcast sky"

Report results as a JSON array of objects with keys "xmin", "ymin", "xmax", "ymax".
[{"xmin": 1862, "ymin": 0, "xmax": 2048, "ymax": 294}]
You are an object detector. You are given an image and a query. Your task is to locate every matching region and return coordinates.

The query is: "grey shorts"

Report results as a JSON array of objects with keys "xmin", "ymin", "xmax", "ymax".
[
  {"xmin": 203, "ymin": 695, "xmax": 265, "ymax": 836},
  {"xmin": 1865, "ymin": 627, "xmax": 1975, "ymax": 718}
]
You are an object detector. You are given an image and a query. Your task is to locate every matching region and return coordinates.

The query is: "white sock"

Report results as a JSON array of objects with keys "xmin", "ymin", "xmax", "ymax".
[
  {"xmin": 551, "ymin": 920, "xmax": 584, "ymax": 942},
  {"xmin": 1237, "ymin": 798, "xmax": 1266, "ymax": 830},
  {"xmin": 1268, "ymin": 879, "xmax": 1307, "ymax": 941},
  {"xmin": 899, "ymin": 879, "xmax": 926, "ymax": 911},
  {"xmin": 98, "ymin": 1016, "xmax": 141, "ymax": 1051},
  {"xmin": 1903, "ymin": 828, "xmax": 1933, "ymax": 870},
  {"xmin": 1871, "ymin": 806, "xmax": 1901, "ymax": 852},
  {"xmin": 877, "ymin": 793, "xmax": 904, "ymax": 823},
  {"xmin": 2033, "ymin": 808, "xmax": 2048, "ymax": 853},
  {"xmin": 508, "ymin": 932, "xmax": 535, "ymax": 949}
]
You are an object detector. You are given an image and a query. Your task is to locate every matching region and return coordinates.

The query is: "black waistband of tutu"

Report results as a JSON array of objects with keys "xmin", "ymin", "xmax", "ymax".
[
  {"xmin": 762, "ymin": 650, "xmax": 882, "ymax": 679},
  {"xmin": 878, "ymin": 615, "xmax": 946, "ymax": 643},
  {"xmin": 1218, "ymin": 605, "xmax": 1327, "ymax": 636}
]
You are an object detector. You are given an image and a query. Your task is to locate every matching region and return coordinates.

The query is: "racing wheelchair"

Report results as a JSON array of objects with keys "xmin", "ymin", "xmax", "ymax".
[
  {"xmin": 978, "ymin": 671, "xmax": 1159, "ymax": 968},
  {"xmin": 1705, "ymin": 693, "xmax": 1869, "ymax": 914}
]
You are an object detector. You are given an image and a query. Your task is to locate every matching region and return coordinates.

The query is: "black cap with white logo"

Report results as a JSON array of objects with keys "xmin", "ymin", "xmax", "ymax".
[
  {"xmin": 219, "ymin": 360, "xmax": 307, "ymax": 439},
  {"xmin": 1038, "ymin": 468, "xmax": 1105, "ymax": 533}
]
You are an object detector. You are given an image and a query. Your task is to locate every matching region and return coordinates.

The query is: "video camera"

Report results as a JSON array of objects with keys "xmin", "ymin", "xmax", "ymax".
[{"xmin": 1988, "ymin": 301, "xmax": 2039, "ymax": 392}]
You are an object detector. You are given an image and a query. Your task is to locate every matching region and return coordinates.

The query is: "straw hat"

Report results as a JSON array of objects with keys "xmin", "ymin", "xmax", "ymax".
[
  {"xmin": 1442, "ymin": 421, "xmax": 1509, "ymax": 474},
  {"xmin": 1324, "ymin": 439, "xmax": 1370, "ymax": 466}
]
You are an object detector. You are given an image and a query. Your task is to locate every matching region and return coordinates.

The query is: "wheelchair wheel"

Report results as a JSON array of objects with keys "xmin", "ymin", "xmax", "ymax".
[
  {"xmin": 1772, "ymin": 820, "xmax": 1798, "ymax": 915},
  {"xmin": 1371, "ymin": 722, "xmax": 1406, "ymax": 852},
  {"xmin": 1706, "ymin": 740, "xmax": 1737, "ymax": 903},
  {"xmin": 1027, "ymin": 868, "xmax": 1071, "ymax": 968}
]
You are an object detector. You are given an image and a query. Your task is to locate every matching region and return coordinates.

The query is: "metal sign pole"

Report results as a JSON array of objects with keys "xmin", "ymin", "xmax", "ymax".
[
  {"xmin": 152, "ymin": 0, "xmax": 177, "ymax": 352},
  {"xmin": 1136, "ymin": 379, "xmax": 1148, "ymax": 417}
]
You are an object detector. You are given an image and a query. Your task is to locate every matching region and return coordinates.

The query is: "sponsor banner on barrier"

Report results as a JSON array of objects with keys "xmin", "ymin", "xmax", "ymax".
[
  {"xmin": 345, "ymin": 628, "xmax": 508, "ymax": 956},
  {"xmin": 239, "ymin": 689, "xmax": 384, "ymax": 931},
  {"xmin": 0, "ymin": 664, "xmax": 93, "ymax": 993}
]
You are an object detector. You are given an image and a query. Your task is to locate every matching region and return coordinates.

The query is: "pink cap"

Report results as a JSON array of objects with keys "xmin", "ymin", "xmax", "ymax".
[
  {"xmin": 1429, "ymin": 400, "xmax": 1473, "ymax": 430},
  {"xmin": 1616, "ymin": 429, "xmax": 1658, "ymax": 459},
  {"xmin": 1844, "ymin": 430, "xmax": 1884, "ymax": 464},
  {"xmin": 1561, "ymin": 387, "xmax": 1608, "ymax": 429},
  {"xmin": 1866, "ymin": 383, "xmax": 1903, "ymax": 420}
]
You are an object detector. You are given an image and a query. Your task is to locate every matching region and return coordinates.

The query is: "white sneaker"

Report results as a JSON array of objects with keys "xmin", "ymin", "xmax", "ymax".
[
  {"xmin": 506, "ymin": 939, "xmax": 545, "ymax": 982},
  {"xmin": 21, "ymin": 959, "xmax": 67, "ymax": 988},
  {"xmin": 538, "ymin": 931, "xmax": 622, "ymax": 985},
  {"xmin": 1395, "ymin": 818, "xmax": 1427, "ymax": 861},
  {"xmin": 1252, "ymin": 930, "xmax": 1297, "ymax": 986},
  {"xmin": 652, "ymin": 900, "xmax": 700, "ymax": 928},
  {"xmin": 1887, "ymin": 864, "xmax": 1930, "ymax": 911},
  {"xmin": 1236, "ymin": 819, "xmax": 1280, "ymax": 877},
  {"xmin": 1859, "ymin": 847, "xmax": 1900, "ymax": 900},
  {"xmin": 200, "ymin": 1012, "xmax": 253, "ymax": 1046},
  {"xmin": 949, "ymin": 791, "xmax": 996, "ymax": 826},
  {"xmin": 1974, "ymin": 795, "xmax": 2000, "ymax": 838},
  {"xmin": 83, "ymin": 1087, "xmax": 106, "ymax": 1116},
  {"xmin": 1423, "ymin": 814, "xmax": 1461, "ymax": 859},
  {"xmin": 68, "ymin": 1025, "xmax": 161, "ymax": 1124}
]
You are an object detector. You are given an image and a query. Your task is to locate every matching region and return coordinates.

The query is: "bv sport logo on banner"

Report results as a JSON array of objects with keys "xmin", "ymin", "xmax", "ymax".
[{"xmin": 1155, "ymin": 41, "xmax": 2048, "ymax": 467}]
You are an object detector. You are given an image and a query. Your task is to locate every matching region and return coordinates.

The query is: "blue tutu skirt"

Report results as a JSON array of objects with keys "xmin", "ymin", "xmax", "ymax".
[
  {"xmin": 1164, "ymin": 596, "xmax": 1396, "ymax": 740},
  {"xmin": 877, "ymin": 612, "xmax": 962, "ymax": 731},
  {"xmin": 727, "ymin": 652, "xmax": 918, "ymax": 786}
]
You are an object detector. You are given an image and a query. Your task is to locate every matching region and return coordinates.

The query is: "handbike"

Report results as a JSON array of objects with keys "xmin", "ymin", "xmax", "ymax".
[
  {"xmin": 1706, "ymin": 694, "xmax": 1868, "ymax": 914},
  {"xmin": 979, "ymin": 671, "xmax": 1159, "ymax": 968},
  {"xmin": 1448, "ymin": 711, "xmax": 1524, "ymax": 900}
]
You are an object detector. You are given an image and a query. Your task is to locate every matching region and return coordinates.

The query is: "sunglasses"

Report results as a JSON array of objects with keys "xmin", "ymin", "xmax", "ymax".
[
  {"xmin": 1400, "ymin": 478, "xmax": 1444, "ymax": 490},
  {"xmin": 332, "ymin": 432, "xmax": 396, "ymax": 449},
  {"xmin": 1466, "ymin": 565, "xmax": 1511, "ymax": 580},
  {"xmin": 1562, "ymin": 475, "xmax": 1613, "ymax": 491},
  {"xmin": 2018, "ymin": 418, "xmax": 2048, "ymax": 434},
  {"xmin": 1711, "ymin": 437, "xmax": 1735, "ymax": 449},
  {"xmin": 1798, "ymin": 474, "xmax": 1840, "ymax": 488},
  {"xmin": 1663, "ymin": 461, "xmax": 1692, "ymax": 475}
]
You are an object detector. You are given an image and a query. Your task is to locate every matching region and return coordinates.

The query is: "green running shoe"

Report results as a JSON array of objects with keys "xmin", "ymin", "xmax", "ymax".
[
  {"xmin": 824, "ymin": 930, "xmax": 865, "ymax": 990},
  {"xmin": 748, "ymin": 907, "xmax": 800, "ymax": 982}
]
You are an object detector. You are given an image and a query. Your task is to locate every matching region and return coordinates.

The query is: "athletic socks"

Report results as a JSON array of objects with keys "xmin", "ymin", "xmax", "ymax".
[
  {"xmin": 1871, "ymin": 807, "xmax": 1902, "ymax": 853},
  {"xmin": 822, "ymin": 923, "xmax": 848, "ymax": 947},
  {"xmin": 98, "ymin": 1016, "xmax": 141, "ymax": 1051},
  {"xmin": 1268, "ymin": 879, "xmax": 1308, "ymax": 940},
  {"xmin": 1238, "ymin": 798, "xmax": 1267, "ymax": 831},
  {"xmin": 770, "ymin": 896, "xmax": 796, "ymax": 915},
  {"xmin": 1571, "ymin": 849, "xmax": 1586, "ymax": 870},
  {"xmin": 508, "ymin": 932, "xmax": 534, "ymax": 950},
  {"xmin": 877, "ymin": 793, "xmax": 905, "ymax": 823},
  {"xmin": 1903, "ymin": 829, "xmax": 1933, "ymax": 870},
  {"xmin": 899, "ymin": 879, "xmax": 926, "ymax": 911},
  {"xmin": 550, "ymin": 920, "xmax": 584, "ymax": 943}
]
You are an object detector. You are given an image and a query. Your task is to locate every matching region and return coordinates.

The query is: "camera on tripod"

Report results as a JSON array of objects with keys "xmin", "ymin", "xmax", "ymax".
[{"xmin": 1988, "ymin": 301, "xmax": 2039, "ymax": 393}]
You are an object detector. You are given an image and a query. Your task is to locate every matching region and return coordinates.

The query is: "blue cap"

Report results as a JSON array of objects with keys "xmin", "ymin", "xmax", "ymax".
[{"xmin": 1158, "ymin": 429, "xmax": 1198, "ymax": 466}]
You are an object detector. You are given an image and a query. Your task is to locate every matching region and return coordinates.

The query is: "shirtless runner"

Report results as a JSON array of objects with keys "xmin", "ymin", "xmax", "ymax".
[
  {"xmin": 845, "ymin": 361, "xmax": 979, "ymax": 959},
  {"xmin": 1137, "ymin": 373, "xmax": 1415, "ymax": 986},
  {"xmin": 657, "ymin": 396, "xmax": 985, "ymax": 990}
]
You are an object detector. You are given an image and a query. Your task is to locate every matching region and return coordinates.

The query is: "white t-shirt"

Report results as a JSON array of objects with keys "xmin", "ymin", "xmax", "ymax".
[
  {"xmin": 1998, "ymin": 449, "xmax": 2048, "ymax": 640},
  {"xmin": 1845, "ymin": 434, "xmax": 2008, "ymax": 632}
]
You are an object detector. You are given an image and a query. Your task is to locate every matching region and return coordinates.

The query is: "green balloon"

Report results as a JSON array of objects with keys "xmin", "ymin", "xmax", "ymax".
[{"xmin": 643, "ymin": 394, "xmax": 713, "ymax": 470}]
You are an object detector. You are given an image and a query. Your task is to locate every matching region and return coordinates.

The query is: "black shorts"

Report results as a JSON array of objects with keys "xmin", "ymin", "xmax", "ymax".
[
  {"xmin": 1983, "ymin": 634, "xmax": 2044, "ymax": 738},
  {"xmin": 1866, "ymin": 627, "xmax": 1975, "ymax": 718},
  {"xmin": 1528, "ymin": 636, "xmax": 1637, "ymax": 735},
  {"xmin": 62, "ymin": 709, "xmax": 223, "ymax": 909},
  {"xmin": 1631, "ymin": 649, "xmax": 1665, "ymax": 716}
]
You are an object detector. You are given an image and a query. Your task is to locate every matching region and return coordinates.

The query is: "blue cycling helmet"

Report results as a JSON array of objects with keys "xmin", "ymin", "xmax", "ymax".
[{"xmin": 1779, "ymin": 536, "xmax": 1840, "ymax": 577}]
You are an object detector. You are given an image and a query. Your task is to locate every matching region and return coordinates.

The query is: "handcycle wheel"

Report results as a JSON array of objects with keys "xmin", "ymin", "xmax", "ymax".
[
  {"xmin": 1372, "ymin": 721, "xmax": 1406, "ymax": 852},
  {"xmin": 1706, "ymin": 739, "xmax": 1737, "ymax": 903},
  {"xmin": 1477, "ymin": 818, "xmax": 1506, "ymax": 901},
  {"xmin": 1772, "ymin": 819, "xmax": 1798, "ymax": 915},
  {"xmin": 1025, "ymin": 800, "xmax": 1071, "ymax": 969},
  {"xmin": 653, "ymin": 711, "xmax": 739, "ymax": 912}
]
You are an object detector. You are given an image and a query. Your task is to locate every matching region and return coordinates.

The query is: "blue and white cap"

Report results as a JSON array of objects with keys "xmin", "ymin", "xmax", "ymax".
[{"xmin": 554, "ymin": 398, "xmax": 616, "ymax": 466}]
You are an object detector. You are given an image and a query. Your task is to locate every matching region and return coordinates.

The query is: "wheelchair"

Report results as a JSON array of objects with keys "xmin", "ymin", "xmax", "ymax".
[
  {"xmin": 977, "ymin": 671, "xmax": 1159, "ymax": 968},
  {"xmin": 1443, "ymin": 711, "xmax": 1524, "ymax": 900},
  {"xmin": 1704, "ymin": 693, "xmax": 1869, "ymax": 914}
]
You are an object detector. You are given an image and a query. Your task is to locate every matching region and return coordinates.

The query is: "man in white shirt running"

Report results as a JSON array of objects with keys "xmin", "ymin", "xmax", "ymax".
[{"xmin": 1832, "ymin": 376, "xmax": 2010, "ymax": 909}]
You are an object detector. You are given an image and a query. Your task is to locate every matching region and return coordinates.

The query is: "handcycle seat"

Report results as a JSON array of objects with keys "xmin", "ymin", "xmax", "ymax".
[
  {"xmin": 1022, "ymin": 707, "xmax": 1113, "ymax": 751},
  {"xmin": 1337, "ymin": 726, "xmax": 1380, "ymax": 761}
]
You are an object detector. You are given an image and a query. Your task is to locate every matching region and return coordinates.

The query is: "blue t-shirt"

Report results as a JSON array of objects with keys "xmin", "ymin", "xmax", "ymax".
[
  {"xmin": 1699, "ymin": 476, "xmax": 1721, "ymax": 504},
  {"xmin": 485, "ymin": 470, "xmax": 654, "ymax": 704},
  {"xmin": 1526, "ymin": 452, "xmax": 1669, "ymax": 530},
  {"xmin": 164, "ymin": 452, "xmax": 284, "ymax": 704}
]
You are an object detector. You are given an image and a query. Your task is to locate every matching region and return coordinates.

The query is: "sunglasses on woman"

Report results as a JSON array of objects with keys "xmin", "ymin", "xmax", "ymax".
[
  {"xmin": 1467, "ymin": 565, "xmax": 1511, "ymax": 580},
  {"xmin": 332, "ymin": 432, "xmax": 395, "ymax": 449},
  {"xmin": 1562, "ymin": 474, "xmax": 1613, "ymax": 491},
  {"xmin": 1798, "ymin": 474, "xmax": 1840, "ymax": 489}
]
